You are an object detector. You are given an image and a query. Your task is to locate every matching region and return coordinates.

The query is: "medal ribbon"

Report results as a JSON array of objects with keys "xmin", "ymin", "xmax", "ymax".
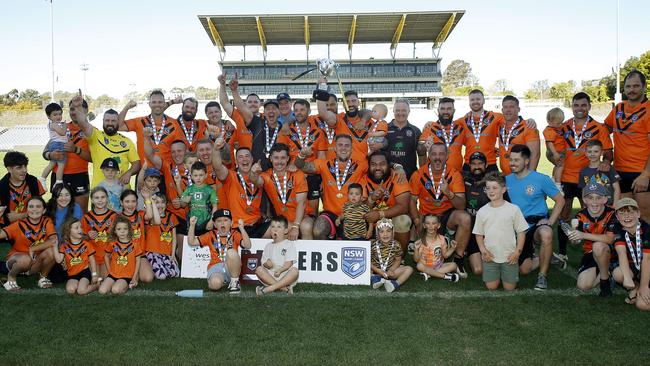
[
  {"xmin": 264, "ymin": 120, "xmax": 279, "ymax": 157},
  {"xmin": 273, "ymin": 171, "xmax": 289, "ymax": 205},
  {"xmin": 375, "ymin": 241, "xmax": 393, "ymax": 272},
  {"xmin": 429, "ymin": 164, "xmax": 446, "ymax": 201},
  {"xmin": 468, "ymin": 111, "xmax": 485, "ymax": 144},
  {"xmin": 178, "ymin": 116, "xmax": 196, "ymax": 146},
  {"xmin": 500, "ymin": 117, "xmax": 522, "ymax": 152},
  {"xmin": 295, "ymin": 122, "xmax": 311, "ymax": 149},
  {"xmin": 148, "ymin": 114, "xmax": 167, "ymax": 145},
  {"xmin": 572, "ymin": 116, "xmax": 590, "ymax": 151},
  {"xmin": 440, "ymin": 122, "xmax": 455, "ymax": 149},
  {"xmin": 237, "ymin": 171, "xmax": 256, "ymax": 206},
  {"xmin": 625, "ymin": 223, "xmax": 643, "ymax": 271},
  {"xmin": 214, "ymin": 232, "xmax": 231, "ymax": 261},
  {"xmin": 335, "ymin": 159, "xmax": 352, "ymax": 193}
]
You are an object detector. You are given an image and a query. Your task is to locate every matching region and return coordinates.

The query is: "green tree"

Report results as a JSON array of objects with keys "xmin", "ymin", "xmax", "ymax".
[
  {"xmin": 195, "ymin": 86, "xmax": 218, "ymax": 100},
  {"xmin": 523, "ymin": 80, "xmax": 550, "ymax": 100},
  {"xmin": 93, "ymin": 94, "xmax": 119, "ymax": 109},
  {"xmin": 454, "ymin": 85, "xmax": 484, "ymax": 96},
  {"xmin": 442, "ymin": 59, "xmax": 477, "ymax": 95},
  {"xmin": 549, "ymin": 80, "xmax": 576, "ymax": 104},
  {"xmin": 489, "ymin": 79, "xmax": 513, "ymax": 96}
]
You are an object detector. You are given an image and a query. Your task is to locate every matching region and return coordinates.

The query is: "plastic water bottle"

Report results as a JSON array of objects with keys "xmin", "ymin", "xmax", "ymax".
[{"xmin": 176, "ymin": 289, "xmax": 204, "ymax": 298}]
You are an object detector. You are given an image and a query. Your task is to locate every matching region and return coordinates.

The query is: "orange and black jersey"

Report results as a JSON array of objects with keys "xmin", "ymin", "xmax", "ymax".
[
  {"xmin": 559, "ymin": 118, "xmax": 612, "ymax": 184},
  {"xmin": 575, "ymin": 206, "xmax": 617, "ymax": 253},
  {"xmin": 59, "ymin": 239, "xmax": 96, "ymax": 276},
  {"xmin": 82, "ymin": 209, "xmax": 117, "ymax": 265},
  {"xmin": 419, "ymin": 121, "xmax": 466, "ymax": 171},
  {"xmin": 2, "ymin": 216, "xmax": 56, "ymax": 258},
  {"xmin": 613, "ymin": 220, "xmax": 650, "ymax": 272},
  {"xmin": 604, "ymin": 98, "xmax": 650, "ymax": 173}
]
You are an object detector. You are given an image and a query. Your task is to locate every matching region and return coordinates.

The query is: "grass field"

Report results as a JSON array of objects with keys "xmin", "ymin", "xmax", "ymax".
[{"xmin": 2, "ymin": 148, "xmax": 648, "ymax": 365}]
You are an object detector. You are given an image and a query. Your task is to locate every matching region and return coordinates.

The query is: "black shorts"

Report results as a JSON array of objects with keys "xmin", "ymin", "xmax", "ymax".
[
  {"xmin": 618, "ymin": 171, "xmax": 650, "ymax": 193},
  {"xmin": 463, "ymin": 163, "xmax": 498, "ymax": 173},
  {"xmin": 466, "ymin": 218, "xmax": 480, "ymax": 255},
  {"xmin": 53, "ymin": 172, "xmax": 90, "ymax": 197},
  {"xmin": 245, "ymin": 219, "xmax": 272, "ymax": 238},
  {"xmin": 306, "ymin": 174, "xmax": 322, "ymax": 200},
  {"xmin": 69, "ymin": 268, "xmax": 92, "ymax": 281},
  {"xmin": 175, "ymin": 216, "xmax": 188, "ymax": 235},
  {"xmin": 439, "ymin": 208, "xmax": 455, "ymax": 233},
  {"xmin": 317, "ymin": 211, "xmax": 342, "ymax": 240},
  {"xmin": 519, "ymin": 216, "xmax": 551, "ymax": 266},
  {"xmin": 107, "ymin": 275, "xmax": 131, "ymax": 282},
  {"xmin": 561, "ymin": 182, "xmax": 581, "ymax": 200}
]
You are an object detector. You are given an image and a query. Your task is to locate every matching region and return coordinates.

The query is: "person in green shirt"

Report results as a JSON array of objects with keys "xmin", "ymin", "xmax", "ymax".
[{"xmin": 181, "ymin": 161, "xmax": 217, "ymax": 235}]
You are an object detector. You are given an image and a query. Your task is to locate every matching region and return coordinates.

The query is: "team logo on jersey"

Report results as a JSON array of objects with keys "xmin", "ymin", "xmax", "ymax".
[
  {"xmin": 341, "ymin": 247, "xmax": 366, "ymax": 279},
  {"xmin": 406, "ymin": 130, "xmax": 413, "ymax": 137},
  {"xmin": 104, "ymin": 137, "xmax": 110, "ymax": 144},
  {"xmin": 287, "ymin": 180, "xmax": 294, "ymax": 189},
  {"xmin": 584, "ymin": 131, "xmax": 593, "ymax": 138},
  {"xmin": 616, "ymin": 111, "xmax": 623, "ymax": 119},
  {"xmin": 631, "ymin": 114, "xmax": 639, "ymax": 122},
  {"xmin": 120, "ymin": 141, "xmax": 127, "ymax": 148},
  {"xmin": 424, "ymin": 181, "xmax": 433, "ymax": 189},
  {"xmin": 525, "ymin": 185, "xmax": 536, "ymax": 195},
  {"xmin": 583, "ymin": 222, "xmax": 590, "ymax": 230}
]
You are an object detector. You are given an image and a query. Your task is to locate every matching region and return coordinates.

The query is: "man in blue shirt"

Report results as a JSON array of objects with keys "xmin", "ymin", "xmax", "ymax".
[{"xmin": 506, "ymin": 144, "xmax": 565, "ymax": 290}]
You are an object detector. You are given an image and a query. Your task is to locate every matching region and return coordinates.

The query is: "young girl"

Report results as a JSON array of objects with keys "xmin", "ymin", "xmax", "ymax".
[
  {"xmin": 370, "ymin": 218, "xmax": 413, "ymax": 293},
  {"xmin": 46, "ymin": 183, "xmax": 83, "ymax": 238},
  {"xmin": 543, "ymin": 107, "xmax": 566, "ymax": 188},
  {"xmin": 99, "ymin": 215, "xmax": 142, "ymax": 295},
  {"xmin": 55, "ymin": 218, "xmax": 99, "ymax": 295},
  {"xmin": 0, "ymin": 196, "xmax": 58, "ymax": 291},
  {"xmin": 120, "ymin": 189, "xmax": 157, "ymax": 280},
  {"xmin": 141, "ymin": 193, "xmax": 179, "ymax": 281},
  {"xmin": 82, "ymin": 187, "xmax": 117, "ymax": 280},
  {"xmin": 413, "ymin": 214, "xmax": 459, "ymax": 282}
]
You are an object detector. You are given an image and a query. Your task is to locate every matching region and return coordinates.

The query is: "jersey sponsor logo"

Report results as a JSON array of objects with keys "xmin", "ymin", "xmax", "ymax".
[{"xmin": 341, "ymin": 247, "xmax": 366, "ymax": 279}]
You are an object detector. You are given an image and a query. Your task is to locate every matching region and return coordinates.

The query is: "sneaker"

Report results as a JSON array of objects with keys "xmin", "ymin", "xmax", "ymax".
[
  {"xmin": 371, "ymin": 275, "xmax": 385, "ymax": 289},
  {"xmin": 599, "ymin": 278, "xmax": 612, "ymax": 297},
  {"xmin": 456, "ymin": 265, "xmax": 468, "ymax": 279},
  {"xmin": 420, "ymin": 272, "xmax": 430, "ymax": 281},
  {"xmin": 228, "ymin": 279, "xmax": 241, "ymax": 294},
  {"xmin": 444, "ymin": 273, "xmax": 460, "ymax": 282},
  {"xmin": 551, "ymin": 252, "xmax": 568, "ymax": 270},
  {"xmin": 407, "ymin": 241, "xmax": 415, "ymax": 255},
  {"xmin": 534, "ymin": 273, "xmax": 548, "ymax": 291},
  {"xmin": 37, "ymin": 177, "xmax": 48, "ymax": 193},
  {"xmin": 384, "ymin": 280, "xmax": 399, "ymax": 293},
  {"xmin": 255, "ymin": 285, "xmax": 266, "ymax": 296}
]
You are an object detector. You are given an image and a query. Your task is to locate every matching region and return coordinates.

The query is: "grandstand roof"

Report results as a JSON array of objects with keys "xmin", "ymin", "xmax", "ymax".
[{"xmin": 198, "ymin": 11, "xmax": 464, "ymax": 56}]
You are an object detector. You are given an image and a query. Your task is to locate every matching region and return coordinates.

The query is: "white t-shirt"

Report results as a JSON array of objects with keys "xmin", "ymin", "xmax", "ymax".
[
  {"xmin": 261, "ymin": 239, "xmax": 297, "ymax": 272},
  {"xmin": 473, "ymin": 201, "xmax": 529, "ymax": 263},
  {"xmin": 48, "ymin": 120, "xmax": 68, "ymax": 143}
]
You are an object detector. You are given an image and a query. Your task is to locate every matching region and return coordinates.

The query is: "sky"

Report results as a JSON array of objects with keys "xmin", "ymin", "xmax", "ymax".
[{"xmin": 1, "ymin": 0, "xmax": 648, "ymax": 99}]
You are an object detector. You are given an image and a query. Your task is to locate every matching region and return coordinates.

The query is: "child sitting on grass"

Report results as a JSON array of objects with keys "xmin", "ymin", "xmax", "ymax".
[
  {"xmin": 99, "ymin": 215, "xmax": 142, "ymax": 295},
  {"xmin": 55, "ymin": 217, "xmax": 99, "ymax": 295},
  {"xmin": 370, "ymin": 218, "xmax": 413, "ymax": 293},
  {"xmin": 255, "ymin": 215, "xmax": 299, "ymax": 296},
  {"xmin": 413, "ymin": 214, "xmax": 459, "ymax": 282}
]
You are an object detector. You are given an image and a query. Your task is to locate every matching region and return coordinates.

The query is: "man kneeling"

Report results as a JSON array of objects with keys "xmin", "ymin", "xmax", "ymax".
[{"xmin": 255, "ymin": 216, "xmax": 299, "ymax": 295}]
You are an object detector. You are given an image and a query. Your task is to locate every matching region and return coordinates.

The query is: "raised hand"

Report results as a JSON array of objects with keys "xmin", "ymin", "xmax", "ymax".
[
  {"xmin": 126, "ymin": 100, "xmax": 137, "ymax": 110},
  {"xmin": 228, "ymin": 72, "xmax": 239, "ymax": 91},
  {"xmin": 218, "ymin": 72, "xmax": 227, "ymax": 86}
]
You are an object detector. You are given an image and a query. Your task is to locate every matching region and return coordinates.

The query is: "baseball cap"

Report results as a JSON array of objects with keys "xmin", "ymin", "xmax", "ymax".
[
  {"xmin": 614, "ymin": 197, "xmax": 639, "ymax": 211},
  {"xmin": 144, "ymin": 168, "xmax": 161, "ymax": 179},
  {"xmin": 469, "ymin": 151, "xmax": 487, "ymax": 163},
  {"xmin": 212, "ymin": 209, "xmax": 232, "ymax": 220},
  {"xmin": 100, "ymin": 158, "xmax": 119, "ymax": 170},
  {"xmin": 582, "ymin": 183, "xmax": 607, "ymax": 197},
  {"xmin": 276, "ymin": 92, "xmax": 291, "ymax": 101},
  {"xmin": 263, "ymin": 99, "xmax": 279, "ymax": 108}
]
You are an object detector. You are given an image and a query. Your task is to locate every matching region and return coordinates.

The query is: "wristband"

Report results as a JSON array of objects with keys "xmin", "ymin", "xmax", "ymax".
[
  {"xmin": 144, "ymin": 200, "xmax": 152, "ymax": 204},
  {"xmin": 313, "ymin": 89, "xmax": 331, "ymax": 102}
]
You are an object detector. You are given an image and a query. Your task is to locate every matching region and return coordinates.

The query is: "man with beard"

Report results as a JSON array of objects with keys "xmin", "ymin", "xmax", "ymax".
[
  {"xmin": 498, "ymin": 95, "xmax": 540, "ymax": 175},
  {"xmin": 419, "ymin": 97, "xmax": 466, "ymax": 172},
  {"xmin": 409, "ymin": 143, "xmax": 472, "ymax": 277},
  {"xmin": 212, "ymin": 136, "xmax": 270, "ymax": 239},
  {"xmin": 218, "ymin": 72, "xmax": 260, "ymax": 151},
  {"xmin": 506, "ymin": 144, "xmax": 565, "ymax": 290},
  {"xmin": 316, "ymin": 93, "xmax": 339, "ymax": 160},
  {"xmin": 315, "ymin": 83, "xmax": 387, "ymax": 163},
  {"xmin": 604, "ymin": 70, "xmax": 650, "ymax": 222},
  {"xmin": 119, "ymin": 91, "xmax": 183, "ymax": 165},
  {"xmin": 72, "ymin": 93, "xmax": 141, "ymax": 188},
  {"xmin": 363, "ymin": 151, "xmax": 411, "ymax": 252},
  {"xmin": 250, "ymin": 143, "xmax": 313, "ymax": 240},
  {"xmin": 386, "ymin": 99, "xmax": 422, "ymax": 179},
  {"xmin": 174, "ymin": 97, "xmax": 209, "ymax": 152}
]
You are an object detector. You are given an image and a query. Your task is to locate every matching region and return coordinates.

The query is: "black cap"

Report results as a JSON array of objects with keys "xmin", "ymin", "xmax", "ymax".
[
  {"xmin": 263, "ymin": 99, "xmax": 279, "ymax": 108},
  {"xmin": 469, "ymin": 151, "xmax": 487, "ymax": 163},
  {"xmin": 276, "ymin": 92, "xmax": 291, "ymax": 101},
  {"xmin": 212, "ymin": 209, "xmax": 232, "ymax": 220},
  {"xmin": 100, "ymin": 157, "xmax": 119, "ymax": 170}
]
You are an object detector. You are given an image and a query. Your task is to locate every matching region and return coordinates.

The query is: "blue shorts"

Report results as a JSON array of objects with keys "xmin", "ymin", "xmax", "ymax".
[
  {"xmin": 46, "ymin": 141, "xmax": 67, "ymax": 163},
  {"xmin": 207, "ymin": 262, "xmax": 231, "ymax": 283}
]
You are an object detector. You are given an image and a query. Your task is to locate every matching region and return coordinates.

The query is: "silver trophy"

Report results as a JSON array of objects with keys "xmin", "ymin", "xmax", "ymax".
[
  {"xmin": 292, "ymin": 58, "xmax": 348, "ymax": 111},
  {"xmin": 317, "ymin": 58, "xmax": 338, "ymax": 78}
]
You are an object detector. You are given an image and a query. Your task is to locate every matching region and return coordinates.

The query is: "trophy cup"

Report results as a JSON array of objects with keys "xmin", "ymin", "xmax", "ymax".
[{"xmin": 294, "ymin": 58, "xmax": 349, "ymax": 111}]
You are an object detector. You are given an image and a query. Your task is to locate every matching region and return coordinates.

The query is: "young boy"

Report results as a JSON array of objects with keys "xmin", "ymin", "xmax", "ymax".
[
  {"xmin": 569, "ymin": 183, "xmax": 617, "ymax": 296},
  {"xmin": 366, "ymin": 106, "xmax": 388, "ymax": 153},
  {"xmin": 97, "ymin": 158, "xmax": 124, "ymax": 213},
  {"xmin": 473, "ymin": 172, "xmax": 529, "ymax": 291},
  {"xmin": 255, "ymin": 215, "xmax": 299, "ymax": 295},
  {"xmin": 181, "ymin": 161, "xmax": 218, "ymax": 235},
  {"xmin": 543, "ymin": 107, "xmax": 566, "ymax": 189},
  {"xmin": 188, "ymin": 209, "xmax": 251, "ymax": 293},
  {"xmin": 612, "ymin": 198, "xmax": 650, "ymax": 310},
  {"xmin": 0, "ymin": 151, "xmax": 46, "ymax": 227},
  {"xmin": 173, "ymin": 152, "xmax": 199, "ymax": 197},
  {"xmin": 578, "ymin": 139, "xmax": 621, "ymax": 206},
  {"xmin": 137, "ymin": 167, "xmax": 162, "ymax": 210},
  {"xmin": 40, "ymin": 102, "xmax": 68, "ymax": 191},
  {"xmin": 335, "ymin": 183, "xmax": 373, "ymax": 240},
  {"xmin": 370, "ymin": 218, "xmax": 413, "ymax": 292}
]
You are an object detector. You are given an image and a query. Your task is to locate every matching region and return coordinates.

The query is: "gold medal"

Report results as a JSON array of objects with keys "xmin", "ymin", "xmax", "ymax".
[
  {"xmin": 504, "ymin": 153, "xmax": 510, "ymax": 159},
  {"xmin": 246, "ymin": 207, "xmax": 253, "ymax": 214},
  {"xmin": 337, "ymin": 192, "xmax": 344, "ymax": 198},
  {"xmin": 475, "ymin": 145, "xmax": 481, "ymax": 150},
  {"xmin": 573, "ymin": 151, "xmax": 581, "ymax": 156},
  {"xmin": 434, "ymin": 201, "xmax": 442, "ymax": 207},
  {"xmin": 133, "ymin": 229, "xmax": 141, "ymax": 239},
  {"xmin": 282, "ymin": 206, "xmax": 288, "ymax": 213}
]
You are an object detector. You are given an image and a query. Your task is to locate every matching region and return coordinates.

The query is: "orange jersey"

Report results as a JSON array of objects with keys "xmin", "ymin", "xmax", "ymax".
[
  {"xmin": 410, "ymin": 164, "xmax": 465, "ymax": 215},
  {"xmin": 6, "ymin": 179, "xmax": 46, "ymax": 216},
  {"xmin": 160, "ymin": 162, "xmax": 189, "ymax": 220},
  {"xmin": 125, "ymin": 114, "xmax": 184, "ymax": 165},
  {"xmin": 457, "ymin": 111, "xmax": 505, "ymax": 165},
  {"xmin": 498, "ymin": 117, "xmax": 540, "ymax": 175},
  {"xmin": 82, "ymin": 209, "xmax": 117, "ymax": 265},
  {"xmin": 2, "ymin": 217, "xmax": 56, "ymax": 258},
  {"xmin": 559, "ymin": 118, "xmax": 613, "ymax": 183},
  {"xmin": 59, "ymin": 239, "xmax": 95, "ymax": 276},
  {"xmin": 314, "ymin": 115, "xmax": 338, "ymax": 160},
  {"xmin": 604, "ymin": 99, "xmax": 650, "ymax": 172},
  {"xmin": 53, "ymin": 122, "xmax": 89, "ymax": 174},
  {"xmin": 144, "ymin": 213, "xmax": 178, "ymax": 255},
  {"xmin": 419, "ymin": 121, "xmax": 467, "ymax": 171},
  {"xmin": 176, "ymin": 118, "xmax": 209, "ymax": 152},
  {"xmin": 260, "ymin": 169, "xmax": 309, "ymax": 223},
  {"xmin": 363, "ymin": 174, "xmax": 411, "ymax": 209},
  {"xmin": 230, "ymin": 109, "xmax": 254, "ymax": 150},
  {"xmin": 122, "ymin": 210, "xmax": 146, "ymax": 250},
  {"xmin": 542, "ymin": 126, "xmax": 566, "ymax": 153},
  {"xmin": 313, "ymin": 158, "xmax": 369, "ymax": 216},
  {"xmin": 221, "ymin": 170, "xmax": 263, "ymax": 227},
  {"xmin": 277, "ymin": 116, "xmax": 327, "ymax": 162},
  {"xmin": 106, "ymin": 239, "xmax": 142, "ymax": 279},
  {"xmin": 197, "ymin": 229, "xmax": 243, "ymax": 269},
  {"xmin": 575, "ymin": 207, "xmax": 616, "ymax": 253},
  {"xmin": 335, "ymin": 113, "xmax": 388, "ymax": 162}
]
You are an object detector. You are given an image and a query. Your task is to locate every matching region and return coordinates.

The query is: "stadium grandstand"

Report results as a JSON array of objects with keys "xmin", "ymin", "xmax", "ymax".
[{"xmin": 198, "ymin": 11, "xmax": 464, "ymax": 106}]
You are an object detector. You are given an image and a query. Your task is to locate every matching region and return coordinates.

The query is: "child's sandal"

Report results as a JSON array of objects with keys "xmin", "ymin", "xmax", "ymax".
[
  {"xmin": 38, "ymin": 277, "xmax": 53, "ymax": 289},
  {"xmin": 625, "ymin": 290, "xmax": 637, "ymax": 305}
]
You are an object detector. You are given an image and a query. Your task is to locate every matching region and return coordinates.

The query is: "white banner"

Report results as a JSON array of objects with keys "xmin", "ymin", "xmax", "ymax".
[{"xmin": 181, "ymin": 238, "xmax": 371, "ymax": 285}]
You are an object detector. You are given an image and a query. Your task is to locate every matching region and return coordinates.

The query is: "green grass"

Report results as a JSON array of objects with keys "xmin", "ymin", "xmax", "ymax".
[{"xmin": 1, "ymin": 147, "xmax": 639, "ymax": 365}]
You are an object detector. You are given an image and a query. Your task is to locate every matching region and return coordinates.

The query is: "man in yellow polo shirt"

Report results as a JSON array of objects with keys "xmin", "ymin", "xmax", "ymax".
[{"xmin": 70, "ymin": 93, "xmax": 141, "ymax": 187}]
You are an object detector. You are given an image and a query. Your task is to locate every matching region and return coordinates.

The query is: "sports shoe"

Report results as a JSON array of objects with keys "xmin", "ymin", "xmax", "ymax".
[
  {"xmin": 599, "ymin": 278, "xmax": 612, "ymax": 297},
  {"xmin": 407, "ymin": 241, "xmax": 415, "ymax": 255},
  {"xmin": 551, "ymin": 252, "xmax": 568, "ymax": 270},
  {"xmin": 534, "ymin": 273, "xmax": 548, "ymax": 291},
  {"xmin": 255, "ymin": 285, "xmax": 266, "ymax": 296},
  {"xmin": 420, "ymin": 272, "xmax": 430, "ymax": 281},
  {"xmin": 228, "ymin": 279, "xmax": 241, "ymax": 294},
  {"xmin": 37, "ymin": 177, "xmax": 48, "ymax": 193},
  {"xmin": 444, "ymin": 273, "xmax": 460, "ymax": 282},
  {"xmin": 384, "ymin": 280, "xmax": 399, "ymax": 293},
  {"xmin": 371, "ymin": 275, "xmax": 385, "ymax": 289},
  {"xmin": 456, "ymin": 264, "xmax": 468, "ymax": 279}
]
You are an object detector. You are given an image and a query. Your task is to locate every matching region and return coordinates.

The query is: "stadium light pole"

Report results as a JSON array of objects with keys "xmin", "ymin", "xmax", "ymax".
[
  {"xmin": 49, "ymin": 0, "xmax": 55, "ymax": 102},
  {"xmin": 614, "ymin": 0, "xmax": 622, "ymax": 104},
  {"xmin": 81, "ymin": 63, "xmax": 89, "ymax": 92}
]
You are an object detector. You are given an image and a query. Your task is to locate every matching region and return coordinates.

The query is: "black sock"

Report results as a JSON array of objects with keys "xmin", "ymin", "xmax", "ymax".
[{"xmin": 557, "ymin": 225, "xmax": 568, "ymax": 256}]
